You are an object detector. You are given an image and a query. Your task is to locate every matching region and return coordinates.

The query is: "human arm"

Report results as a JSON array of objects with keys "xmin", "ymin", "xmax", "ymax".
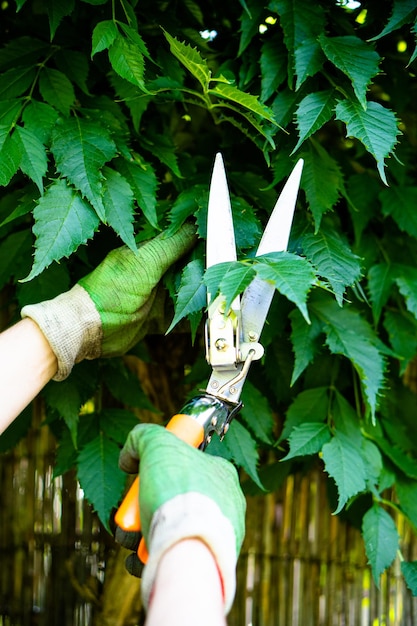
[
  {"xmin": 0, "ymin": 224, "xmax": 195, "ymax": 431},
  {"xmin": 146, "ymin": 539, "xmax": 227, "ymax": 626},
  {"xmin": 116, "ymin": 423, "xmax": 246, "ymax": 622},
  {"xmin": 0, "ymin": 318, "xmax": 57, "ymax": 434}
]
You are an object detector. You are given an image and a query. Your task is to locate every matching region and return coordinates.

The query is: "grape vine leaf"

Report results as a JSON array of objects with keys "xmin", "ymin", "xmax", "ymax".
[
  {"xmin": 302, "ymin": 225, "xmax": 362, "ymax": 305},
  {"xmin": 292, "ymin": 90, "xmax": 336, "ymax": 153},
  {"xmin": 319, "ymin": 35, "xmax": 380, "ymax": 109},
  {"xmin": 101, "ymin": 166, "xmax": 136, "ymax": 251},
  {"xmin": 38, "ymin": 67, "xmax": 75, "ymax": 116},
  {"xmin": 312, "ymin": 297, "xmax": 386, "ymax": 418},
  {"xmin": 279, "ymin": 386, "xmax": 329, "ymax": 442},
  {"xmin": 362, "ymin": 504, "xmax": 399, "ymax": 586},
  {"xmin": 335, "ymin": 100, "xmax": 400, "ymax": 185},
  {"xmin": 322, "ymin": 432, "xmax": 367, "ymax": 514},
  {"xmin": 282, "ymin": 422, "xmax": 331, "ymax": 460},
  {"xmin": 23, "ymin": 178, "xmax": 100, "ymax": 281},
  {"xmin": 51, "ymin": 117, "xmax": 117, "ymax": 220},
  {"xmin": 240, "ymin": 381, "xmax": 275, "ymax": 445},
  {"xmin": 255, "ymin": 252, "xmax": 316, "ymax": 322},
  {"xmin": 370, "ymin": 0, "xmax": 417, "ymax": 41},
  {"xmin": 168, "ymin": 258, "xmax": 206, "ymax": 333},
  {"xmin": 14, "ymin": 125, "xmax": 47, "ymax": 193},
  {"xmin": 401, "ymin": 561, "xmax": 417, "ymax": 596},
  {"xmin": 380, "ymin": 186, "xmax": 417, "ymax": 239},
  {"xmin": 77, "ymin": 433, "xmax": 126, "ymax": 530}
]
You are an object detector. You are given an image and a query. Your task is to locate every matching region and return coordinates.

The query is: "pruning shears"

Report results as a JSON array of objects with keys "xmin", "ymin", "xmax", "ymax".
[{"xmin": 114, "ymin": 153, "xmax": 304, "ymax": 563}]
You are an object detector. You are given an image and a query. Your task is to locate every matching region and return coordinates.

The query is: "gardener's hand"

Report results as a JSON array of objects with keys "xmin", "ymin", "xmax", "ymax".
[
  {"xmin": 116, "ymin": 423, "xmax": 246, "ymax": 614},
  {"xmin": 21, "ymin": 224, "xmax": 196, "ymax": 380}
]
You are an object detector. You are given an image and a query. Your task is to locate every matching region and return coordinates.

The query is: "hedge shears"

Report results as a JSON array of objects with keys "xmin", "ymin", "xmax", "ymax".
[{"xmin": 114, "ymin": 153, "xmax": 304, "ymax": 563}]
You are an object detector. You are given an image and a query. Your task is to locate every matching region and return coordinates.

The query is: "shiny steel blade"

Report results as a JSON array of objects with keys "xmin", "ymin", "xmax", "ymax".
[
  {"xmin": 206, "ymin": 153, "xmax": 240, "ymax": 314},
  {"xmin": 206, "ymin": 153, "xmax": 237, "ymax": 271},
  {"xmin": 241, "ymin": 158, "xmax": 304, "ymax": 342}
]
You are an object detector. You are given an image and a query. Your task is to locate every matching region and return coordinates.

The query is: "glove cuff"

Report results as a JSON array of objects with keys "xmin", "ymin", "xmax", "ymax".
[
  {"xmin": 142, "ymin": 492, "xmax": 238, "ymax": 615},
  {"xmin": 21, "ymin": 284, "xmax": 102, "ymax": 380}
]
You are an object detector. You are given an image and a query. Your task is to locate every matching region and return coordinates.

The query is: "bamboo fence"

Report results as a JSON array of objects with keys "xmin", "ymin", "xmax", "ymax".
[{"xmin": 1, "ymin": 410, "xmax": 417, "ymax": 626}]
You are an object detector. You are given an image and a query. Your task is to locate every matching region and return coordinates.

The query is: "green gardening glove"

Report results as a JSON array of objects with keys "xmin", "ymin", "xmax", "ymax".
[
  {"xmin": 118, "ymin": 423, "xmax": 246, "ymax": 614},
  {"xmin": 21, "ymin": 224, "xmax": 196, "ymax": 380}
]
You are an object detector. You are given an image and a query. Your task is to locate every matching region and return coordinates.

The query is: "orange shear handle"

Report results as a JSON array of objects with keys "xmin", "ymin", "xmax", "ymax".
[{"xmin": 114, "ymin": 413, "xmax": 205, "ymax": 563}]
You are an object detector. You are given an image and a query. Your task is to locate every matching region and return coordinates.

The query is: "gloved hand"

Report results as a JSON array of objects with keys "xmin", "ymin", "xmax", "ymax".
[
  {"xmin": 116, "ymin": 423, "xmax": 246, "ymax": 614},
  {"xmin": 21, "ymin": 224, "xmax": 196, "ymax": 380}
]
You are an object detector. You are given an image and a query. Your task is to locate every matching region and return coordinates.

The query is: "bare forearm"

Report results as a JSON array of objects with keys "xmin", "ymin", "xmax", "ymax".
[
  {"xmin": 0, "ymin": 318, "xmax": 57, "ymax": 434},
  {"xmin": 145, "ymin": 539, "xmax": 227, "ymax": 626}
]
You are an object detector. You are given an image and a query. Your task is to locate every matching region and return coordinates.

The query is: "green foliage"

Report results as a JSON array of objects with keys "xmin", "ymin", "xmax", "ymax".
[{"xmin": 1, "ymin": 0, "xmax": 417, "ymax": 592}]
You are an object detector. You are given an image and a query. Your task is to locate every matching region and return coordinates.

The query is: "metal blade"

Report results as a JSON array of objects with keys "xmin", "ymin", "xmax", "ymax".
[
  {"xmin": 241, "ymin": 158, "xmax": 304, "ymax": 342},
  {"xmin": 206, "ymin": 153, "xmax": 237, "ymax": 271}
]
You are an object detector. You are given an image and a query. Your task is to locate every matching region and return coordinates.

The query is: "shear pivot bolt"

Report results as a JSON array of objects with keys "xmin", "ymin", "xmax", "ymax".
[
  {"xmin": 211, "ymin": 416, "xmax": 218, "ymax": 426},
  {"xmin": 215, "ymin": 338, "xmax": 227, "ymax": 351},
  {"xmin": 248, "ymin": 331, "xmax": 258, "ymax": 342}
]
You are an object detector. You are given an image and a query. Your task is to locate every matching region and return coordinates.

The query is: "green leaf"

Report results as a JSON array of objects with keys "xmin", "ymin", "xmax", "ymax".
[
  {"xmin": 163, "ymin": 29, "xmax": 211, "ymax": 90},
  {"xmin": 322, "ymin": 432, "xmax": 367, "ymax": 514},
  {"xmin": 221, "ymin": 420, "xmax": 264, "ymax": 490},
  {"xmin": 362, "ymin": 504, "xmax": 399, "ymax": 586},
  {"xmin": 302, "ymin": 225, "xmax": 362, "ymax": 305},
  {"xmin": 294, "ymin": 38, "xmax": 325, "ymax": 90},
  {"xmin": 270, "ymin": 0, "xmax": 326, "ymax": 58},
  {"xmin": 23, "ymin": 179, "xmax": 99, "ymax": 281},
  {"xmin": 108, "ymin": 34, "xmax": 146, "ymax": 90},
  {"xmin": 282, "ymin": 422, "xmax": 331, "ymax": 460},
  {"xmin": 289, "ymin": 311, "xmax": 323, "ymax": 385},
  {"xmin": 319, "ymin": 35, "xmax": 380, "ymax": 109},
  {"xmin": 0, "ymin": 66, "xmax": 36, "ymax": 99},
  {"xmin": 401, "ymin": 561, "xmax": 417, "ymax": 596},
  {"xmin": 371, "ymin": 434, "xmax": 417, "ymax": 480},
  {"xmin": 14, "ymin": 126, "xmax": 47, "ymax": 193},
  {"xmin": 335, "ymin": 100, "xmax": 400, "ymax": 186},
  {"xmin": 51, "ymin": 117, "xmax": 117, "ymax": 220},
  {"xmin": 301, "ymin": 142, "xmax": 344, "ymax": 229},
  {"xmin": 370, "ymin": 0, "xmax": 417, "ymax": 41},
  {"xmin": 240, "ymin": 381, "xmax": 275, "ymax": 445},
  {"xmin": 368, "ymin": 263, "xmax": 396, "ymax": 324},
  {"xmin": 99, "ymin": 409, "xmax": 139, "ymax": 445},
  {"xmin": 54, "ymin": 49, "xmax": 90, "ymax": 95},
  {"xmin": 204, "ymin": 261, "xmax": 256, "ymax": 313},
  {"xmin": 77, "ymin": 433, "xmax": 126, "ymax": 530},
  {"xmin": 346, "ymin": 173, "xmax": 381, "ymax": 243},
  {"xmin": 101, "ymin": 166, "xmax": 136, "ymax": 250},
  {"xmin": 22, "ymin": 100, "xmax": 59, "ymax": 145},
  {"xmin": 0, "ymin": 127, "xmax": 21, "ymax": 186},
  {"xmin": 168, "ymin": 258, "xmax": 206, "ymax": 332},
  {"xmin": 238, "ymin": 0, "xmax": 265, "ymax": 56},
  {"xmin": 279, "ymin": 386, "xmax": 329, "ymax": 442},
  {"xmin": 260, "ymin": 38, "xmax": 287, "ymax": 102},
  {"xmin": 292, "ymin": 90, "xmax": 336, "ymax": 153},
  {"xmin": 116, "ymin": 157, "xmax": 159, "ymax": 228},
  {"xmin": 47, "ymin": 0, "xmax": 75, "ymax": 39},
  {"xmin": 91, "ymin": 20, "xmax": 118, "ymax": 56},
  {"xmin": 255, "ymin": 251, "xmax": 316, "ymax": 322},
  {"xmin": 0, "ymin": 36, "xmax": 48, "ymax": 71},
  {"xmin": 210, "ymin": 82, "xmax": 277, "ymax": 125},
  {"xmin": 43, "ymin": 378, "xmax": 82, "ymax": 445},
  {"xmin": 384, "ymin": 310, "xmax": 417, "ymax": 374},
  {"xmin": 38, "ymin": 67, "xmax": 75, "ymax": 116},
  {"xmin": 397, "ymin": 479, "xmax": 417, "ymax": 528},
  {"xmin": 380, "ymin": 186, "xmax": 417, "ymax": 239},
  {"xmin": 312, "ymin": 298, "xmax": 386, "ymax": 418},
  {"xmin": 394, "ymin": 265, "xmax": 417, "ymax": 321}
]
